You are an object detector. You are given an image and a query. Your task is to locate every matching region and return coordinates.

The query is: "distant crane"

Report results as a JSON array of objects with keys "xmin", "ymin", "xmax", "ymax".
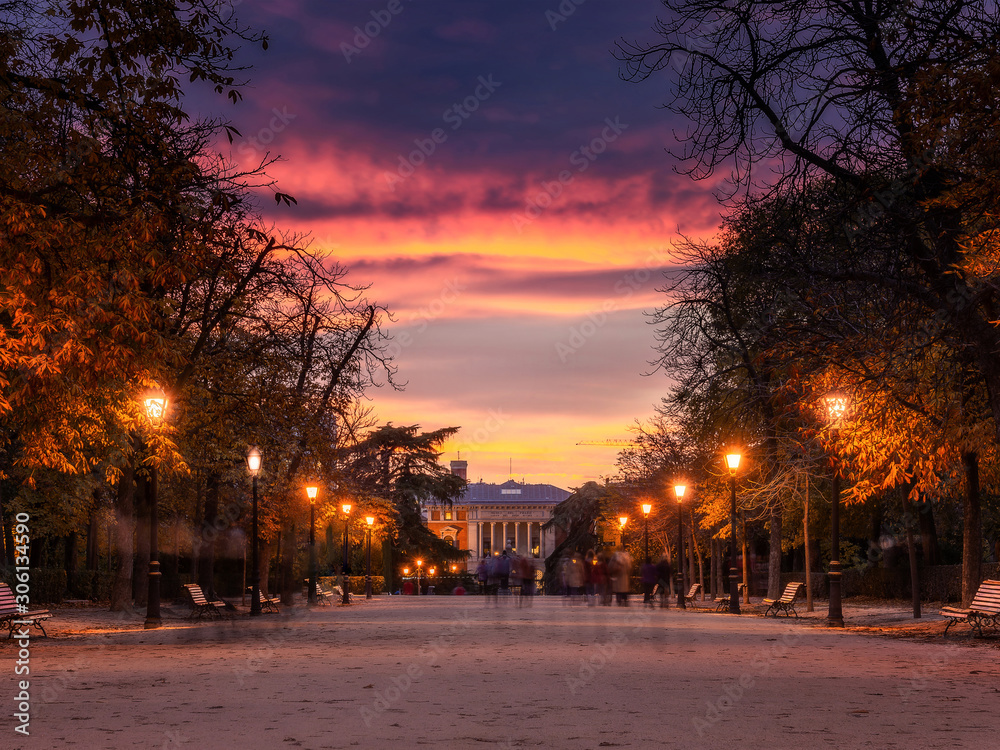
[{"xmin": 576, "ymin": 439, "xmax": 639, "ymax": 447}]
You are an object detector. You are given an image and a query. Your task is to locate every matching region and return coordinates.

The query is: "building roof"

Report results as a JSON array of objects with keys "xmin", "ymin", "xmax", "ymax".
[{"xmin": 458, "ymin": 479, "xmax": 571, "ymax": 505}]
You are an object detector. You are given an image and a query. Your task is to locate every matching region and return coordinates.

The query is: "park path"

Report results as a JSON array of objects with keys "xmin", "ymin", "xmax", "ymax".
[{"xmin": 7, "ymin": 597, "xmax": 999, "ymax": 749}]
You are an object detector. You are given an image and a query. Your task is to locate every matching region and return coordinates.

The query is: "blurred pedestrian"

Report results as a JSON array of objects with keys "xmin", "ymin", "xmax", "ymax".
[
  {"xmin": 476, "ymin": 558, "xmax": 488, "ymax": 596},
  {"xmin": 609, "ymin": 548, "xmax": 632, "ymax": 606},
  {"xmin": 656, "ymin": 556, "xmax": 672, "ymax": 609}
]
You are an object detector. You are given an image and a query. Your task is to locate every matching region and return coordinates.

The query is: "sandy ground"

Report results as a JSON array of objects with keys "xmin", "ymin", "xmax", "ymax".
[{"xmin": 2, "ymin": 594, "xmax": 998, "ymax": 749}]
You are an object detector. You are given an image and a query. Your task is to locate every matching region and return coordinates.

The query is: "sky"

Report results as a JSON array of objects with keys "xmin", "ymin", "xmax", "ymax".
[{"xmin": 211, "ymin": 0, "xmax": 725, "ymax": 488}]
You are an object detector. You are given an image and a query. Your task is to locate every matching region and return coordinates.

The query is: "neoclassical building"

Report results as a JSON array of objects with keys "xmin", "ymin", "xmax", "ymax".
[{"xmin": 423, "ymin": 460, "xmax": 571, "ymax": 574}]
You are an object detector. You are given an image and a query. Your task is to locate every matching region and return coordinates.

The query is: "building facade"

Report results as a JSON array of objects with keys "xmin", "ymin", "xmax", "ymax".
[{"xmin": 422, "ymin": 460, "xmax": 571, "ymax": 574}]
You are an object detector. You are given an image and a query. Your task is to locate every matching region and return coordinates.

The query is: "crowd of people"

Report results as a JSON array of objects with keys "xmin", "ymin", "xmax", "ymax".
[
  {"xmin": 473, "ymin": 547, "xmax": 678, "ymax": 608},
  {"xmin": 556, "ymin": 549, "xmax": 674, "ymax": 607},
  {"xmin": 475, "ymin": 549, "xmax": 538, "ymax": 605}
]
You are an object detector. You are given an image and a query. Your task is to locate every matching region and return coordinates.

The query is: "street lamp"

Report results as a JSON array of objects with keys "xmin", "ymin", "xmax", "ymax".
[
  {"xmin": 306, "ymin": 486, "xmax": 319, "ymax": 604},
  {"xmin": 365, "ymin": 516, "xmax": 375, "ymax": 600},
  {"xmin": 674, "ymin": 484, "xmax": 686, "ymax": 610},
  {"xmin": 246, "ymin": 446, "xmax": 263, "ymax": 616},
  {"xmin": 641, "ymin": 502, "xmax": 652, "ymax": 564},
  {"xmin": 618, "ymin": 516, "xmax": 628, "ymax": 547},
  {"xmin": 141, "ymin": 387, "xmax": 168, "ymax": 630},
  {"xmin": 823, "ymin": 391, "xmax": 850, "ymax": 627},
  {"xmin": 341, "ymin": 502, "xmax": 352, "ymax": 604},
  {"xmin": 415, "ymin": 559, "xmax": 423, "ymax": 595},
  {"xmin": 725, "ymin": 452, "xmax": 742, "ymax": 615}
]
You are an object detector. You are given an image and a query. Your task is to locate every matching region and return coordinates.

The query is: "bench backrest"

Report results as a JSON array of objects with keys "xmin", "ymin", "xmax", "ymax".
[
  {"xmin": 686, "ymin": 583, "xmax": 701, "ymax": 597},
  {"xmin": 0, "ymin": 582, "xmax": 18, "ymax": 616},
  {"xmin": 970, "ymin": 580, "xmax": 1000, "ymax": 614},
  {"xmin": 184, "ymin": 583, "xmax": 210, "ymax": 605},
  {"xmin": 780, "ymin": 582, "xmax": 804, "ymax": 603}
]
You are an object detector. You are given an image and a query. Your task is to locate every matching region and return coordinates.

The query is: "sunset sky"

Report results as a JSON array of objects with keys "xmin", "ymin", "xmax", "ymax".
[{"xmin": 214, "ymin": 1, "xmax": 725, "ymax": 488}]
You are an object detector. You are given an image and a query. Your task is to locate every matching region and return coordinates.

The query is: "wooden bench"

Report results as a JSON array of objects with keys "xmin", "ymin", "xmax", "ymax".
[
  {"xmin": 332, "ymin": 584, "xmax": 355, "ymax": 603},
  {"xmin": 714, "ymin": 583, "xmax": 747, "ymax": 611},
  {"xmin": 683, "ymin": 583, "xmax": 702, "ymax": 605},
  {"xmin": 941, "ymin": 579, "xmax": 1000, "ymax": 636},
  {"xmin": 183, "ymin": 583, "xmax": 228, "ymax": 619},
  {"xmin": 247, "ymin": 587, "xmax": 281, "ymax": 613},
  {"xmin": 763, "ymin": 582, "xmax": 805, "ymax": 618},
  {"xmin": 0, "ymin": 582, "xmax": 52, "ymax": 638},
  {"xmin": 302, "ymin": 579, "xmax": 333, "ymax": 605}
]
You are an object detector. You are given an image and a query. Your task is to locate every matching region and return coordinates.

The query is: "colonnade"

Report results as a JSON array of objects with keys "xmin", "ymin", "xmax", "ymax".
[{"xmin": 473, "ymin": 520, "xmax": 544, "ymax": 559}]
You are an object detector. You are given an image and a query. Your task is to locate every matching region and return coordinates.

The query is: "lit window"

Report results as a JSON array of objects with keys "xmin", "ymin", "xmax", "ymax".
[{"xmin": 444, "ymin": 510, "xmax": 453, "ymax": 520}]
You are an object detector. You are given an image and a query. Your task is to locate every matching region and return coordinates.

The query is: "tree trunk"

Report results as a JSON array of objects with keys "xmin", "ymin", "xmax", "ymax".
[
  {"xmin": 691, "ymin": 524, "xmax": 704, "ymax": 600},
  {"xmin": 768, "ymin": 503, "xmax": 782, "ymax": 599},
  {"xmin": 191, "ymin": 473, "xmax": 203, "ymax": 587},
  {"xmin": 961, "ymin": 451, "xmax": 983, "ymax": 606},
  {"xmin": 687, "ymin": 511, "xmax": 696, "ymax": 592},
  {"xmin": 803, "ymin": 475, "xmax": 813, "ymax": 612},
  {"xmin": 133, "ymin": 473, "xmax": 149, "ymax": 605},
  {"xmin": 742, "ymin": 515, "xmax": 750, "ymax": 602},
  {"xmin": 902, "ymin": 493, "xmax": 921, "ymax": 618},
  {"xmin": 280, "ymin": 519, "xmax": 296, "ymax": 604},
  {"xmin": 198, "ymin": 472, "xmax": 220, "ymax": 599},
  {"xmin": 258, "ymin": 539, "xmax": 272, "ymax": 596},
  {"xmin": 110, "ymin": 466, "xmax": 135, "ymax": 611}
]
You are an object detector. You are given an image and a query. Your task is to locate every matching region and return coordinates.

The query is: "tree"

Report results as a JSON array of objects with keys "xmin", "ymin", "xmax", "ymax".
[
  {"xmin": 618, "ymin": 3, "xmax": 1000, "ymax": 602},
  {"xmin": 343, "ymin": 425, "xmax": 467, "ymax": 591}
]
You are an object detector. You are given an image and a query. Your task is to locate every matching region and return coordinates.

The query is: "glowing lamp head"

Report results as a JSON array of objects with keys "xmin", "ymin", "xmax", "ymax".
[
  {"xmin": 403, "ymin": 567, "xmax": 409, "ymax": 575},
  {"xmin": 142, "ymin": 388, "xmax": 168, "ymax": 428},
  {"xmin": 641, "ymin": 503, "xmax": 652, "ymax": 516},
  {"xmin": 342, "ymin": 502, "xmax": 351, "ymax": 515},
  {"xmin": 429, "ymin": 567, "xmax": 435, "ymax": 575},
  {"xmin": 451, "ymin": 565, "xmax": 457, "ymax": 572},
  {"xmin": 823, "ymin": 391, "xmax": 850, "ymax": 428},
  {"xmin": 365, "ymin": 516, "xmax": 375, "ymax": 526},
  {"xmin": 673, "ymin": 484, "xmax": 686, "ymax": 502},
  {"xmin": 726, "ymin": 452, "xmax": 742, "ymax": 474},
  {"xmin": 416, "ymin": 559, "xmax": 423, "ymax": 568},
  {"xmin": 306, "ymin": 486, "xmax": 318, "ymax": 501},
  {"xmin": 246, "ymin": 446, "xmax": 262, "ymax": 477},
  {"xmin": 618, "ymin": 516, "xmax": 628, "ymax": 529}
]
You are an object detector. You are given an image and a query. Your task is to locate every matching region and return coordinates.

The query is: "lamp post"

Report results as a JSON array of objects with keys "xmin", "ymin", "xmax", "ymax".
[
  {"xmin": 673, "ymin": 485, "xmax": 686, "ymax": 610},
  {"xmin": 141, "ymin": 388, "xmax": 168, "ymax": 630},
  {"xmin": 306, "ymin": 486, "xmax": 319, "ymax": 604},
  {"xmin": 726, "ymin": 452, "xmax": 742, "ymax": 615},
  {"xmin": 641, "ymin": 503, "xmax": 652, "ymax": 564},
  {"xmin": 618, "ymin": 516, "xmax": 628, "ymax": 548},
  {"xmin": 415, "ymin": 559, "xmax": 423, "ymax": 595},
  {"xmin": 365, "ymin": 516, "xmax": 375, "ymax": 599},
  {"xmin": 247, "ymin": 446, "xmax": 263, "ymax": 616},
  {"xmin": 823, "ymin": 391, "xmax": 850, "ymax": 628},
  {"xmin": 341, "ymin": 502, "xmax": 352, "ymax": 604}
]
